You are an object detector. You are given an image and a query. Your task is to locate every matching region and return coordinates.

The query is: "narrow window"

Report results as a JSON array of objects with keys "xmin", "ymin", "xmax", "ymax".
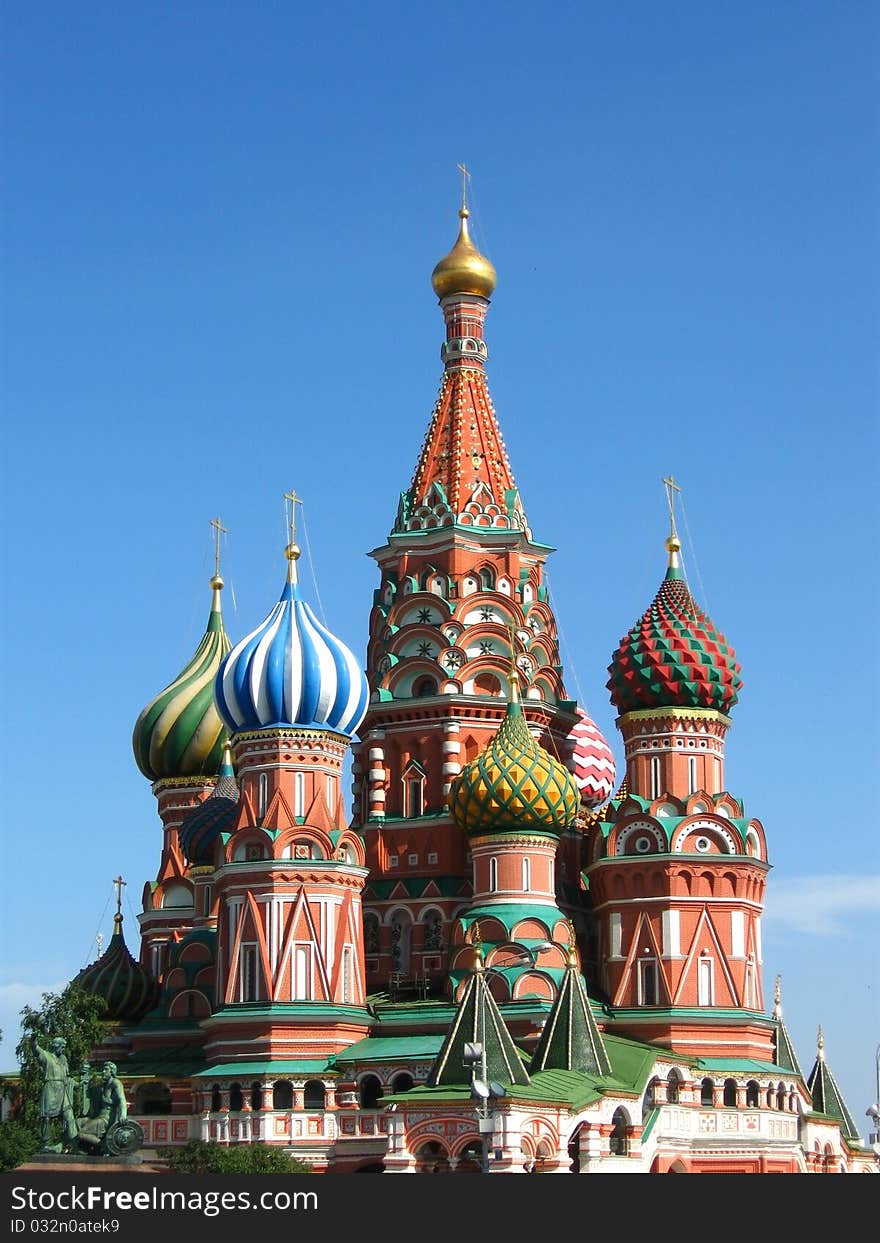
[
  {"xmin": 700, "ymin": 1077, "xmax": 714, "ymax": 1106},
  {"xmin": 202, "ymin": 886, "xmax": 212, "ymax": 918},
  {"xmin": 522, "ymin": 857, "xmax": 531, "ymax": 892},
  {"xmin": 488, "ymin": 857, "xmax": 498, "ymax": 893},
  {"xmin": 341, "ymin": 947, "xmax": 352, "ymax": 1004},
  {"xmin": 698, "ymin": 956, "xmax": 714, "ymax": 1006},
  {"xmin": 294, "ymin": 945, "xmax": 311, "ymax": 999},
  {"xmin": 640, "ymin": 959, "xmax": 658, "ymax": 1005},
  {"xmin": 327, "ymin": 774, "xmax": 334, "ymax": 807},
  {"xmin": 294, "ymin": 772, "xmax": 305, "ymax": 818},
  {"xmin": 688, "ymin": 756, "xmax": 697, "ymax": 794},
  {"xmin": 650, "ymin": 756, "xmax": 661, "ymax": 800},
  {"xmin": 241, "ymin": 945, "xmax": 259, "ymax": 1002},
  {"xmin": 258, "ymin": 773, "xmax": 268, "ymax": 819}
]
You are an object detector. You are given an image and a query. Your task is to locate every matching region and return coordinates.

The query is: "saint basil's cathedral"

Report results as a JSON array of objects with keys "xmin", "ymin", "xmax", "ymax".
[{"xmin": 73, "ymin": 193, "xmax": 875, "ymax": 1174}]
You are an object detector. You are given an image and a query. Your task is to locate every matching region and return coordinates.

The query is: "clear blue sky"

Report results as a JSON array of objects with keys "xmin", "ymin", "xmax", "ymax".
[{"xmin": 2, "ymin": 2, "xmax": 878, "ymax": 1131}]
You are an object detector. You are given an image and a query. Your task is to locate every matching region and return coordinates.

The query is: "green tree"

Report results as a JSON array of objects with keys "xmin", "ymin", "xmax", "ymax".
[
  {"xmin": 157, "ymin": 1139, "xmax": 312, "ymax": 1174},
  {"xmin": 14, "ymin": 984, "xmax": 109, "ymax": 1136}
]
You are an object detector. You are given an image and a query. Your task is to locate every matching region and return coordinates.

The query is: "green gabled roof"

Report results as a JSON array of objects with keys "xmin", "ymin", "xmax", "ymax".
[
  {"xmin": 208, "ymin": 1003, "xmax": 371, "ymax": 1021},
  {"xmin": 334, "ymin": 1035, "xmax": 445, "ymax": 1062},
  {"xmin": 601, "ymin": 1034, "xmax": 666, "ymax": 1093},
  {"xmin": 428, "ymin": 968, "xmax": 530, "ymax": 1088},
  {"xmin": 194, "ymin": 1060, "xmax": 333, "ymax": 1078},
  {"xmin": 807, "ymin": 1043, "xmax": 861, "ymax": 1142},
  {"xmin": 365, "ymin": 875, "xmax": 468, "ymax": 900},
  {"xmin": 530, "ymin": 963, "xmax": 612, "ymax": 1077}
]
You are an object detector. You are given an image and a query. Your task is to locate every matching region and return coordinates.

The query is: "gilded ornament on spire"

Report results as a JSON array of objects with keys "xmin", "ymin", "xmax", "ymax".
[{"xmin": 431, "ymin": 171, "xmax": 497, "ymax": 300}]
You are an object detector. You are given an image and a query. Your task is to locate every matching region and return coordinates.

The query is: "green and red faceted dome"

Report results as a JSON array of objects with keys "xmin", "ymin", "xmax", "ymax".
[{"xmin": 607, "ymin": 536, "xmax": 742, "ymax": 715}]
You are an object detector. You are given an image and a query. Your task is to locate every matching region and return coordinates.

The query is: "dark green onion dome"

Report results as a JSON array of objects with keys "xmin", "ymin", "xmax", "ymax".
[
  {"xmin": 73, "ymin": 911, "xmax": 160, "ymax": 1024},
  {"xmin": 178, "ymin": 742, "xmax": 239, "ymax": 865},
  {"xmin": 607, "ymin": 535, "xmax": 742, "ymax": 714},
  {"xmin": 132, "ymin": 574, "xmax": 232, "ymax": 781},
  {"xmin": 448, "ymin": 674, "xmax": 579, "ymax": 837}
]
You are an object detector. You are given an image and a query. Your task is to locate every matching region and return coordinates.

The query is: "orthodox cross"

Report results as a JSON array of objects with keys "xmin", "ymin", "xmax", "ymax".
[
  {"xmin": 113, "ymin": 875, "xmax": 126, "ymax": 917},
  {"xmin": 662, "ymin": 474, "xmax": 682, "ymax": 540},
  {"xmin": 209, "ymin": 516, "xmax": 227, "ymax": 578},
  {"xmin": 283, "ymin": 489, "xmax": 303, "ymax": 546},
  {"xmin": 95, "ymin": 933, "xmax": 104, "ymax": 957},
  {"xmin": 457, "ymin": 162, "xmax": 471, "ymax": 211}
]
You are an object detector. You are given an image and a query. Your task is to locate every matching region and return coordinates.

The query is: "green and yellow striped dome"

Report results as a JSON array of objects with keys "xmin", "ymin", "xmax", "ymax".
[
  {"xmin": 132, "ymin": 575, "xmax": 231, "ymax": 782},
  {"xmin": 448, "ymin": 678, "xmax": 579, "ymax": 837}
]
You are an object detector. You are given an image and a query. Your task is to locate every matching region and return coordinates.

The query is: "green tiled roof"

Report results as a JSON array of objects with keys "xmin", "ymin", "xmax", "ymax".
[
  {"xmin": 116, "ymin": 1046, "xmax": 207, "ymax": 1078},
  {"xmin": 335, "ymin": 1035, "xmax": 445, "ymax": 1062},
  {"xmin": 530, "ymin": 963, "xmax": 612, "ymax": 1077},
  {"xmin": 194, "ymin": 1060, "xmax": 333, "ymax": 1078},
  {"xmin": 697, "ymin": 1058, "xmax": 797, "ymax": 1075},
  {"xmin": 428, "ymin": 969, "xmax": 530, "ymax": 1089}
]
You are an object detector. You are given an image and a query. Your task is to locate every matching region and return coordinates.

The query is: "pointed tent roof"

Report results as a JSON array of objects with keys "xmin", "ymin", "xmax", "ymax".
[
  {"xmin": 530, "ymin": 958, "xmax": 612, "ymax": 1077},
  {"xmin": 770, "ymin": 976, "xmax": 804, "ymax": 1077},
  {"xmin": 427, "ymin": 961, "xmax": 530, "ymax": 1089},
  {"xmin": 807, "ymin": 1027, "xmax": 862, "ymax": 1142}
]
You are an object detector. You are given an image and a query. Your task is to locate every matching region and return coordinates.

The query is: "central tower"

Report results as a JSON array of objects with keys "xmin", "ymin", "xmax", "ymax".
[{"xmin": 351, "ymin": 192, "xmax": 613, "ymax": 995}]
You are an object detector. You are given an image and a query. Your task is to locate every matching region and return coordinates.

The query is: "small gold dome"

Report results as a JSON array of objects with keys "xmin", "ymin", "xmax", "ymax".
[{"xmin": 431, "ymin": 207, "xmax": 497, "ymax": 300}]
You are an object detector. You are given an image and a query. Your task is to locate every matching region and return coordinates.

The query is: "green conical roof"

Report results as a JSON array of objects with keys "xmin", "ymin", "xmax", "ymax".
[
  {"xmin": 807, "ymin": 1029, "xmax": 861, "ymax": 1142},
  {"xmin": 428, "ymin": 964, "xmax": 530, "ymax": 1089},
  {"xmin": 530, "ymin": 959, "xmax": 612, "ymax": 1077}
]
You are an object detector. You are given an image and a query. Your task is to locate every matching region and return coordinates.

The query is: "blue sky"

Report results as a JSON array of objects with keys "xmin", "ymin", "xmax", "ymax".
[{"xmin": 2, "ymin": 3, "xmax": 878, "ymax": 1131}]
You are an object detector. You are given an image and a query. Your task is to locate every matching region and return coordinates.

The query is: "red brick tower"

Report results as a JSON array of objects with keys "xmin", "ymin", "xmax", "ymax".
[
  {"xmin": 351, "ymin": 194, "xmax": 613, "ymax": 994},
  {"xmin": 586, "ymin": 503, "xmax": 772, "ymax": 1061}
]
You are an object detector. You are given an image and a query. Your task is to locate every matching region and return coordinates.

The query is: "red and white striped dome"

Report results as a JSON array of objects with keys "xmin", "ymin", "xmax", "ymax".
[{"xmin": 566, "ymin": 708, "xmax": 616, "ymax": 809}]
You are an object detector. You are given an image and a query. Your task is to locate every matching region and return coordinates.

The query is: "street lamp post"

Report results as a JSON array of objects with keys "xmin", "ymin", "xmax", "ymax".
[
  {"xmin": 461, "ymin": 935, "xmax": 553, "ymax": 1173},
  {"xmin": 866, "ymin": 1042, "xmax": 880, "ymax": 1155}
]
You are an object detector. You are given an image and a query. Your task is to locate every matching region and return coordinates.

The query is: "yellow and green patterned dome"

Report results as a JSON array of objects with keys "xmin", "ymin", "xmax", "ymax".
[{"xmin": 448, "ymin": 676, "xmax": 579, "ymax": 837}]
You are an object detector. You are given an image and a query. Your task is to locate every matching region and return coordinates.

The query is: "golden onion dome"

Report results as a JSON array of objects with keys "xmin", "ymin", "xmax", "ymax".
[
  {"xmin": 431, "ymin": 207, "xmax": 497, "ymax": 301},
  {"xmin": 448, "ymin": 674, "xmax": 579, "ymax": 836}
]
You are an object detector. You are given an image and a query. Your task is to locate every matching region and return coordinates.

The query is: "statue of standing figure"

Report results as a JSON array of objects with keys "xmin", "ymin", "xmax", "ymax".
[{"xmin": 32, "ymin": 1036, "xmax": 78, "ymax": 1152}]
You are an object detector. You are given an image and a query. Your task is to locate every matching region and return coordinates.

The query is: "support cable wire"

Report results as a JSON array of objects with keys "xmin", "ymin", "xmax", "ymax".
[{"xmin": 82, "ymin": 892, "xmax": 112, "ymax": 968}]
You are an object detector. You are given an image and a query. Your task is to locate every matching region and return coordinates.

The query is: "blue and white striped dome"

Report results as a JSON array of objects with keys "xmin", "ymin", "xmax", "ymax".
[{"xmin": 215, "ymin": 572, "xmax": 369, "ymax": 736}]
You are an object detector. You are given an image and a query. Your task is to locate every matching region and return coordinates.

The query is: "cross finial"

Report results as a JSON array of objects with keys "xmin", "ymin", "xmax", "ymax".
[
  {"xmin": 95, "ymin": 932, "xmax": 104, "ymax": 958},
  {"xmin": 209, "ymin": 517, "xmax": 227, "ymax": 580},
  {"xmin": 773, "ymin": 974, "xmax": 782, "ymax": 1018},
  {"xmin": 283, "ymin": 489, "xmax": 303, "ymax": 582},
  {"xmin": 662, "ymin": 475, "xmax": 682, "ymax": 541},
  {"xmin": 457, "ymin": 163, "xmax": 470, "ymax": 213},
  {"xmin": 112, "ymin": 876, "xmax": 126, "ymax": 918}
]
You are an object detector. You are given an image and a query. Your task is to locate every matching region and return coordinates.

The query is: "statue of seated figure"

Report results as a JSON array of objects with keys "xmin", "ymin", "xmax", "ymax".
[{"xmin": 76, "ymin": 1062, "xmax": 128, "ymax": 1154}]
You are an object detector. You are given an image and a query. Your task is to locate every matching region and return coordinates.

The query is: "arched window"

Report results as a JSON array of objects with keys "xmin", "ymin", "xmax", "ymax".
[
  {"xmin": 229, "ymin": 1083, "xmax": 243, "ymax": 1111},
  {"xmin": 746, "ymin": 1080, "xmax": 759, "ymax": 1108},
  {"xmin": 700, "ymin": 1077, "xmax": 715, "ymax": 1107},
  {"xmin": 776, "ymin": 1083, "xmax": 786, "ymax": 1111},
  {"xmin": 609, "ymin": 1108, "xmax": 630, "ymax": 1156},
  {"xmin": 415, "ymin": 1140, "xmax": 449, "ymax": 1173},
  {"xmin": 364, "ymin": 913, "xmax": 380, "ymax": 955},
  {"xmin": 697, "ymin": 955, "xmax": 713, "ymax": 1006},
  {"xmin": 666, "ymin": 1071, "xmax": 680, "ymax": 1104},
  {"xmin": 211, "ymin": 1086, "xmax": 222, "ymax": 1112},
  {"xmin": 488, "ymin": 856, "xmax": 499, "ymax": 893},
  {"xmin": 358, "ymin": 1075, "xmax": 383, "ymax": 1110},
  {"xmin": 294, "ymin": 772, "xmax": 305, "ymax": 818},
  {"xmin": 390, "ymin": 1073, "xmax": 414, "ymax": 1094},
  {"xmin": 272, "ymin": 1080, "xmax": 293, "ymax": 1110},
  {"xmin": 422, "ymin": 910, "xmax": 443, "ymax": 951},
  {"xmin": 650, "ymin": 756, "xmax": 661, "ymax": 800},
  {"xmin": 133, "ymin": 1082, "xmax": 171, "ymax": 1115},
  {"xmin": 639, "ymin": 958, "xmax": 658, "ymax": 1005},
  {"xmin": 522, "ymin": 857, "xmax": 531, "ymax": 892},
  {"xmin": 723, "ymin": 1078, "xmax": 737, "ymax": 1107},
  {"xmin": 474, "ymin": 671, "xmax": 502, "ymax": 696},
  {"xmin": 303, "ymin": 1080, "xmax": 326, "ymax": 1110},
  {"xmin": 414, "ymin": 677, "xmax": 437, "ymax": 698},
  {"xmin": 390, "ymin": 911, "xmax": 412, "ymax": 974},
  {"xmin": 402, "ymin": 762, "xmax": 426, "ymax": 817},
  {"xmin": 250, "ymin": 1083, "xmax": 262, "ymax": 1111}
]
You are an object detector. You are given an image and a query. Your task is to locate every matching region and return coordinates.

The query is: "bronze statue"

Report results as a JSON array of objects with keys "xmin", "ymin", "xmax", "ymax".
[
  {"xmin": 32, "ymin": 1036, "xmax": 78, "ymax": 1152},
  {"xmin": 76, "ymin": 1062, "xmax": 128, "ymax": 1153}
]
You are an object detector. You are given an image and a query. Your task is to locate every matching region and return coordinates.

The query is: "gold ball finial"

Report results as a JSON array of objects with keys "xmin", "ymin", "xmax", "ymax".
[
  {"xmin": 285, "ymin": 542, "xmax": 301, "ymax": 564},
  {"xmin": 431, "ymin": 206, "xmax": 497, "ymax": 300},
  {"xmin": 665, "ymin": 534, "xmax": 682, "ymax": 555},
  {"xmin": 210, "ymin": 573, "xmax": 224, "ymax": 590}
]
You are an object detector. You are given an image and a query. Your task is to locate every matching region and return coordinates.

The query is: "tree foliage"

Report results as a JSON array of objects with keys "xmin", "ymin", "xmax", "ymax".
[
  {"xmin": 14, "ymin": 984, "xmax": 110, "ymax": 1133},
  {"xmin": 157, "ymin": 1139, "xmax": 312, "ymax": 1174},
  {"xmin": 0, "ymin": 1120, "xmax": 41, "ymax": 1173}
]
